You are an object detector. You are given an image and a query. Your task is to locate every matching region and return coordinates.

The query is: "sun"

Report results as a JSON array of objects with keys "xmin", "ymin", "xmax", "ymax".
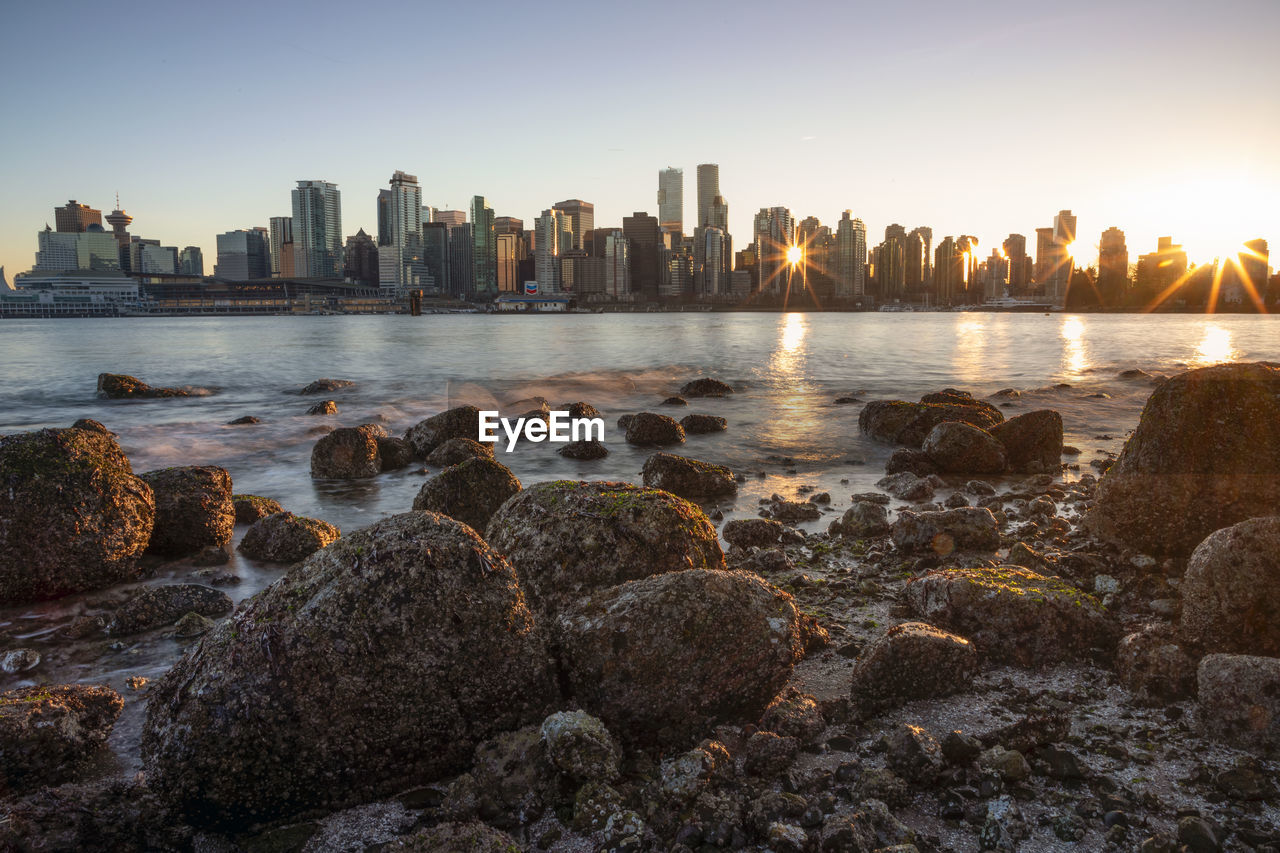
[{"xmin": 786, "ymin": 245, "xmax": 803, "ymax": 266}]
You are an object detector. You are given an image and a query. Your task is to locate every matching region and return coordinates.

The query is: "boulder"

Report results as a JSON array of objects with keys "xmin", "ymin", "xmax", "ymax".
[
  {"xmin": 72, "ymin": 418, "xmax": 112, "ymax": 433},
  {"xmin": 232, "ymin": 493, "xmax": 284, "ymax": 524},
  {"xmin": 680, "ymin": 378, "xmax": 734, "ymax": 397},
  {"xmin": 989, "ymin": 410, "xmax": 1063, "ymax": 474},
  {"xmin": 238, "ymin": 511, "xmax": 340, "ymax": 563},
  {"xmin": 860, "ymin": 395, "xmax": 1005, "ymax": 447},
  {"xmin": 922, "ymin": 422, "xmax": 1007, "ymax": 474},
  {"xmin": 891, "ymin": 507, "xmax": 1000, "ymax": 554},
  {"xmin": 558, "ymin": 439, "xmax": 608, "ymax": 459},
  {"xmin": 403, "ymin": 405, "xmax": 483, "ymax": 458},
  {"xmin": 876, "ymin": 472, "xmax": 937, "ymax": 502},
  {"xmin": 142, "ymin": 512, "xmax": 556, "ymax": 827},
  {"xmin": 904, "ymin": 566, "xmax": 1118, "ymax": 665},
  {"xmin": 139, "ymin": 466, "xmax": 234, "ymax": 557},
  {"xmin": 96, "ymin": 372, "xmax": 191, "ymax": 399},
  {"xmin": 106, "ymin": 583, "xmax": 233, "ymax": 635},
  {"xmin": 485, "ymin": 480, "xmax": 723, "ymax": 618},
  {"xmin": 661, "ymin": 396, "xmax": 688, "ymax": 406},
  {"xmin": 1180, "ymin": 516, "xmax": 1280, "ymax": 655},
  {"xmin": 311, "ymin": 424, "xmax": 383, "ymax": 479},
  {"xmin": 226, "ymin": 415, "xmax": 260, "ymax": 425},
  {"xmin": 562, "ymin": 401, "xmax": 601, "ymax": 419},
  {"xmin": 829, "ymin": 501, "xmax": 890, "ymax": 539},
  {"xmin": 641, "ymin": 452, "xmax": 737, "ymax": 499},
  {"xmin": 625, "ymin": 412, "xmax": 685, "ymax": 446},
  {"xmin": 1116, "ymin": 625, "xmax": 1197, "ymax": 704},
  {"xmin": 885, "ymin": 447, "xmax": 939, "ymax": 477},
  {"xmin": 680, "ymin": 414, "xmax": 728, "ymax": 435},
  {"xmin": 556, "ymin": 569, "xmax": 804, "ymax": 747},
  {"xmin": 722, "ymin": 517, "xmax": 790, "ymax": 549},
  {"xmin": 767, "ymin": 498, "xmax": 821, "ymax": 522},
  {"xmin": 388, "ymin": 822, "xmax": 524, "ymax": 852},
  {"xmin": 299, "ymin": 378, "xmax": 354, "ymax": 395},
  {"xmin": 377, "ymin": 436, "xmax": 414, "ymax": 471},
  {"xmin": 0, "ymin": 685, "xmax": 123, "ymax": 794},
  {"xmin": 851, "ymin": 622, "xmax": 977, "ymax": 714},
  {"xmin": 0, "ymin": 428, "xmax": 154, "ymax": 602},
  {"xmin": 1197, "ymin": 653, "xmax": 1280, "ymax": 752},
  {"xmin": 426, "ymin": 436, "xmax": 494, "ymax": 467},
  {"xmin": 540, "ymin": 710, "xmax": 622, "ymax": 783},
  {"xmin": 305, "ymin": 400, "xmax": 338, "ymax": 415},
  {"xmin": 412, "ymin": 457, "xmax": 521, "ymax": 532},
  {"xmin": 1089, "ymin": 362, "xmax": 1280, "ymax": 556}
]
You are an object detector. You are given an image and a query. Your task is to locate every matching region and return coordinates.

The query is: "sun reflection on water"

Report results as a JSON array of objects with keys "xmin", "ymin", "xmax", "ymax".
[
  {"xmin": 951, "ymin": 317, "xmax": 988, "ymax": 384},
  {"xmin": 1061, "ymin": 316, "xmax": 1089, "ymax": 375},
  {"xmin": 1193, "ymin": 324, "xmax": 1236, "ymax": 365}
]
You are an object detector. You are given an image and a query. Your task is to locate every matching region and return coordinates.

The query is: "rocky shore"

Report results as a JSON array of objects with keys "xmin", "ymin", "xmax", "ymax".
[{"xmin": 1, "ymin": 363, "xmax": 1278, "ymax": 852}]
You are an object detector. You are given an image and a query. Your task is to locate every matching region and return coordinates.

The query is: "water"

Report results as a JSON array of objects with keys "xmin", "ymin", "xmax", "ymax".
[{"xmin": 0, "ymin": 311, "xmax": 1277, "ymax": 774}]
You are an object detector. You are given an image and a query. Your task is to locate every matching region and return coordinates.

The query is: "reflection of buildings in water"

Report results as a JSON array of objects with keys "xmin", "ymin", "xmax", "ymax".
[
  {"xmin": 1194, "ymin": 324, "xmax": 1235, "ymax": 365},
  {"xmin": 1060, "ymin": 316, "xmax": 1088, "ymax": 375}
]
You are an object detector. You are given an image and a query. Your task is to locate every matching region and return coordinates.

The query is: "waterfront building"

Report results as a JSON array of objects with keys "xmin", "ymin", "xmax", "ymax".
[
  {"xmin": 552, "ymin": 199, "xmax": 594, "ymax": 251},
  {"xmin": 534, "ymin": 209, "xmax": 570, "ymax": 293},
  {"xmin": 622, "ymin": 211, "xmax": 662, "ymax": 299},
  {"xmin": 54, "ymin": 200, "xmax": 101, "ymax": 232},
  {"xmin": 345, "ymin": 229, "xmax": 380, "ymax": 287},
  {"xmin": 214, "ymin": 228, "xmax": 270, "ymax": 280},
  {"xmin": 470, "ymin": 196, "xmax": 497, "ymax": 298},
  {"xmin": 1003, "ymin": 233, "xmax": 1029, "ymax": 292},
  {"xmin": 1097, "ymin": 226, "xmax": 1129, "ymax": 305},
  {"xmin": 292, "ymin": 180, "xmax": 343, "ymax": 278},
  {"xmin": 33, "ymin": 227, "xmax": 121, "ymax": 272},
  {"xmin": 835, "ymin": 212, "xmax": 867, "ymax": 297},
  {"xmin": 448, "ymin": 223, "xmax": 473, "ymax": 298},
  {"xmin": 179, "ymin": 246, "xmax": 203, "ymax": 276},
  {"xmin": 422, "ymin": 222, "xmax": 449, "ymax": 294},
  {"xmin": 269, "ymin": 216, "xmax": 293, "ymax": 277},
  {"xmin": 379, "ymin": 172, "xmax": 427, "ymax": 293},
  {"xmin": 753, "ymin": 206, "xmax": 794, "ymax": 294}
]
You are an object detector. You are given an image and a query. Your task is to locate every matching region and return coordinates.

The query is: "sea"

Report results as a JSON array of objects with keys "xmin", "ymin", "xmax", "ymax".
[{"xmin": 1, "ymin": 311, "xmax": 1277, "ymax": 771}]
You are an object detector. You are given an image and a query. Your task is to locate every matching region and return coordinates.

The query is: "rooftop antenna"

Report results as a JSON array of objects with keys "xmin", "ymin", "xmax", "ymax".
[{"xmin": 115, "ymin": 191, "xmax": 121, "ymax": 209}]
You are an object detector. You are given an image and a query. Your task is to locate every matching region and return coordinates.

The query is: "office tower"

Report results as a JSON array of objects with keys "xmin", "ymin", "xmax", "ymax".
[
  {"xmin": 494, "ymin": 216, "xmax": 524, "ymax": 236},
  {"xmin": 434, "ymin": 210, "xmax": 467, "ymax": 228},
  {"xmin": 54, "ymin": 200, "xmax": 102, "ymax": 232},
  {"xmin": 876, "ymin": 228, "xmax": 906, "ymax": 301},
  {"xmin": 753, "ymin": 207, "xmax": 794, "ymax": 294},
  {"xmin": 622, "ymin": 211, "xmax": 662, "ymax": 299},
  {"xmin": 291, "ymin": 180, "xmax": 343, "ymax": 278},
  {"xmin": 552, "ymin": 199, "xmax": 594, "ymax": 250},
  {"xmin": 1097, "ymin": 226, "xmax": 1129, "ymax": 305},
  {"xmin": 268, "ymin": 216, "xmax": 293, "ymax": 277},
  {"xmin": 421, "ymin": 222, "xmax": 449, "ymax": 293},
  {"xmin": 904, "ymin": 227, "xmax": 932, "ymax": 294},
  {"xmin": 707, "ymin": 195, "xmax": 728, "ymax": 230},
  {"xmin": 560, "ymin": 250, "xmax": 606, "ymax": 296},
  {"xmin": 496, "ymin": 233, "xmax": 519, "ymax": 292},
  {"xmin": 982, "ymin": 249, "xmax": 1009, "ymax": 300},
  {"xmin": 835, "ymin": 212, "xmax": 867, "ymax": 298},
  {"xmin": 657, "ymin": 167, "xmax": 683, "ymax": 234},
  {"xmin": 534, "ymin": 209, "xmax": 570, "ymax": 293},
  {"xmin": 1003, "ymin": 233, "xmax": 1029, "ymax": 292},
  {"xmin": 448, "ymin": 223, "xmax": 474, "ymax": 298},
  {"xmin": 1238, "ymin": 239, "xmax": 1269, "ymax": 295},
  {"xmin": 662, "ymin": 245, "xmax": 693, "ymax": 298},
  {"xmin": 33, "ymin": 227, "xmax": 120, "ymax": 272},
  {"xmin": 696, "ymin": 164, "xmax": 719, "ymax": 228},
  {"xmin": 694, "ymin": 226, "xmax": 728, "ymax": 297},
  {"xmin": 1038, "ymin": 209, "xmax": 1077, "ymax": 303},
  {"xmin": 178, "ymin": 246, "xmax": 203, "ymax": 276},
  {"xmin": 933, "ymin": 237, "xmax": 963, "ymax": 304},
  {"xmin": 1136, "ymin": 237, "xmax": 1189, "ymax": 301},
  {"xmin": 379, "ymin": 171, "xmax": 427, "ymax": 292},
  {"xmin": 470, "ymin": 196, "xmax": 496, "ymax": 298},
  {"xmin": 603, "ymin": 230, "xmax": 629, "ymax": 299},
  {"xmin": 344, "ymin": 230, "xmax": 380, "ymax": 286},
  {"xmin": 214, "ymin": 228, "xmax": 271, "ymax": 280},
  {"xmin": 131, "ymin": 241, "xmax": 178, "ymax": 275},
  {"xmin": 377, "ymin": 189, "xmax": 392, "ymax": 246}
]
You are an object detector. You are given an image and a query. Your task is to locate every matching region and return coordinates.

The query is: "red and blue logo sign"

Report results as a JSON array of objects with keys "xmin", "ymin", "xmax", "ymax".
[{"xmin": 525, "ymin": 281, "xmax": 538, "ymax": 295}]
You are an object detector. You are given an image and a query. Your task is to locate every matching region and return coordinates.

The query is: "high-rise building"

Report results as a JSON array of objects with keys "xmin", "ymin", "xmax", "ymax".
[
  {"xmin": 623, "ymin": 211, "xmax": 662, "ymax": 299},
  {"xmin": 876, "ymin": 226, "xmax": 906, "ymax": 301},
  {"xmin": 470, "ymin": 195, "xmax": 496, "ymax": 298},
  {"xmin": 291, "ymin": 180, "xmax": 343, "ymax": 278},
  {"xmin": 696, "ymin": 164, "xmax": 719, "ymax": 228},
  {"xmin": 934, "ymin": 236, "xmax": 963, "ymax": 305},
  {"xmin": 179, "ymin": 246, "xmax": 203, "ymax": 276},
  {"xmin": 448, "ymin": 223, "xmax": 474, "ymax": 298},
  {"xmin": 753, "ymin": 207, "xmax": 795, "ymax": 294},
  {"xmin": 534, "ymin": 209, "xmax": 571, "ymax": 293},
  {"xmin": 421, "ymin": 222, "xmax": 449, "ymax": 294},
  {"xmin": 496, "ymin": 233, "xmax": 519, "ymax": 292},
  {"xmin": 376, "ymin": 189, "xmax": 392, "ymax": 247},
  {"xmin": 131, "ymin": 241, "xmax": 179, "ymax": 275},
  {"xmin": 1003, "ymin": 234, "xmax": 1029, "ymax": 292},
  {"xmin": 835, "ymin": 212, "xmax": 867, "ymax": 298},
  {"xmin": 981, "ymin": 249, "xmax": 1009, "ymax": 300},
  {"xmin": 1037, "ymin": 209, "xmax": 1077, "ymax": 303},
  {"xmin": 54, "ymin": 200, "xmax": 101, "ymax": 233},
  {"xmin": 1135, "ymin": 236, "xmax": 1188, "ymax": 303},
  {"xmin": 434, "ymin": 210, "xmax": 467, "ymax": 228},
  {"xmin": 905, "ymin": 227, "xmax": 932, "ymax": 294},
  {"xmin": 33, "ymin": 227, "xmax": 120, "ymax": 272},
  {"xmin": 494, "ymin": 216, "xmax": 524, "ymax": 236},
  {"xmin": 1238, "ymin": 239, "xmax": 1269, "ymax": 298},
  {"xmin": 344, "ymin": 230, "xmax": 379, "ymax": 286},
  {"xmin": 694, "ymin": 226, "xmax": 728, "ymax": 297},
  {"xmin": 603, "ymin": 230, "xmax": 629, "ymax": 299},
  {"xmin": 1097, "ymin": 226, "xmax": 1129, "ymax": 306},
  {"xmin": 552, "ymin": 199, "xmax": 594, "ymax": 251},
  {"xmin": 268, "ymin": 216, "xmax": 293, "ymax": 277},
  {"xmin": 214, "ymin": 228, "xmax": 270, "ymax": 280},
  {"xmin": 657, "ymin": 167, "xmax": 683, "ymax": 234},
  {"xmin": 707, "ymin": 195, "xmax": 728, "ymax": 230},
  {"xmin": 379, "ymin": 171, "xmax": 427, "ymax": 292}
]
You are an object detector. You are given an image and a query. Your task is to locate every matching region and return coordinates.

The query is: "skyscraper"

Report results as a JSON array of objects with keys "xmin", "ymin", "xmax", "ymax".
[
  {"xmin": 623, "ymin": 211, "xmax": 662, "ymax": 299},
  {"xmin": 535, "ymin": 209, "xmax": 570, "ymax": 293},
  {"xmin": 291, "ymin": 180, "xmax": 343, "ymax": 278},
  {"xmin": 434, "ymin": 210, "xmax": 467, "ymax": 228},
  {"xmin": 1097, "ymin": 226, "xmax": 1129, "ymax": 306},
  {"xmin": 471, "ymin": 195, "xmax": 496, "ymax": 298},
  {"xmin": 33, "ymin": 227, "xmax": 120, "ymax": 272},
  {"xmin": 379, "ymin": 171, "xmax": 427, "ymax": 292},
  {"xmin": 179, "ymin": 246, "xmax": 203, "ymax": 276},
  {"xmin": 214, "ymin": 228, "xmax": 270, "ymax": 280},
  {"xmin": 835, "ymin": 212, "xmax": 867, "ymax": 298},
  {"xmin": 696, "ymin": 164, "xmax": 719, "ymax": 228},
  {"xmin": 1044, "ymin": 210, "xmax": 1077, "ymax": 303},
  {"xmin": 604, "ymin": 230, "xmax": 629, "ymax": 299},
  {"xmin": 657, "ymin": 167, "xmax": 683, "ymax": 234},
  {"xmin": 552, "ymin": 199, "xmax": 594, "ymax": 251},
  {"xmin": 269, "ymin": 216, "xmax": 293, "ymax": 277},
  {"xmin": 421, "ymin": 222, "xmax": 449, "ymax": 294},
  {"xmin": 448, "ymin": 223, "xmax": 473, "ymax": 298},
  {"xmin": 1003, "ymin": 234, "xmax": 1029, "ymax": 292},
  {"xmin": 344, "ymin": 230, "xmax": 380, "ymax": 287},
  {"xmin": 695, "ymin": 226, "xmax": 728, "ymax": 297},
  {"xmin": 54, "ymin": 200, "xmax": 101, "ymax": 233},
  {"xmin": 753, "ymin": 206, "xmax": 794, "ymax": 294}
]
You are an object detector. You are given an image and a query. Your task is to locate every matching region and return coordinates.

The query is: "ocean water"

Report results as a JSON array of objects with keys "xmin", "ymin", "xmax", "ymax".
[{"xmin": 1, "ymin": 310, "xmax": 1277, "ymax": 774}]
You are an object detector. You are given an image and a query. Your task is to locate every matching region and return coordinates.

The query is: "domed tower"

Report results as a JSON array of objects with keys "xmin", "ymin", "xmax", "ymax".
[{"xmin": 104, "ymin": 192, "xmax": 133, "ymax": 248}]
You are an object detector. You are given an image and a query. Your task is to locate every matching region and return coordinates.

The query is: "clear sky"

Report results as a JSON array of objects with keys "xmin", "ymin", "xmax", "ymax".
[{"xmin": 2, "ymin": 0, "xmax": 1277, "ymax": 280}]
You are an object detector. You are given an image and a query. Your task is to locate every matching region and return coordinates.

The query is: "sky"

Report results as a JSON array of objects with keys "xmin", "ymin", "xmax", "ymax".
[{"xmin": 2, "ymin": 0, "xmax": 1278, "ymax": 281}]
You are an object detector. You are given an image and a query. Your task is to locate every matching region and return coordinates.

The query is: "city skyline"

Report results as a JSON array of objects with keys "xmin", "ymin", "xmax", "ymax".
[{"xmin": 2, "ymin": 0, "xmax": 1278, "ymax": 280}]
